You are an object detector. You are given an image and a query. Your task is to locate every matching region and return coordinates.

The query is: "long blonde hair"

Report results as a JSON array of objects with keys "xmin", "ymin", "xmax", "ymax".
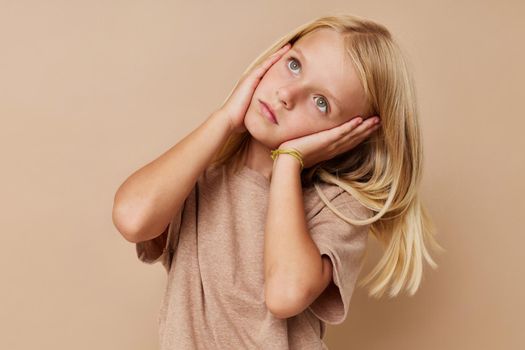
[{"xmin": 210, "ymin": 13, "xmax": 445, "ymax": 298}]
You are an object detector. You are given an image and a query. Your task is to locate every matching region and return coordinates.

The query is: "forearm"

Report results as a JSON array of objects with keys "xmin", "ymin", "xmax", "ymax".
[
  {"xmin": 113, "ymin": 111, "xmax": 232, "ymax": 242},
  {"xmin": 264, "ymin": 155, "xmax": 324, "ymax": 303}
]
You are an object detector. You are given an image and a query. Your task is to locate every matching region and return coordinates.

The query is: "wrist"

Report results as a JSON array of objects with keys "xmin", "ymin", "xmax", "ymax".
[
  {"xmin": 272, "ymin": 151, "xmax": 303, "ymax": 173},
  {"xmin": 270, "ymin": 148, "xmax": 304, "ymax": 171},
  {"xmin": 209, "ymin": 110, "xmax": 235, "ymax": 136}
]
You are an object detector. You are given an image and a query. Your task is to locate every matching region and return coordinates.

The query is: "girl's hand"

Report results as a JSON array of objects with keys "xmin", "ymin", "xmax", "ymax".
[
  {"xmin": 217, "ymin": 43, "xmax": 292, "ymax": 134},
  {"xmin": 278, "ymin": 116, "xmax": 381, "ymax": 169}
]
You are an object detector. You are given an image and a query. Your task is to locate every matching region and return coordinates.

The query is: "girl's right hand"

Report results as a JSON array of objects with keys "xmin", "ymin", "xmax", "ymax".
[{"xmin": 216, "ymin": 43, "xmax": 292, "ymax": 134}]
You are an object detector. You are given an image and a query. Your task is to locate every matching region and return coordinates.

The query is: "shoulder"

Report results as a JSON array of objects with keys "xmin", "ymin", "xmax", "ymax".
[
  {"xmin": 197, "ymin": 163, "xmax": 230, "ymax": 190},
  {"xmin": 303, "ymin": 182, "xmax": 372, "ymax": 222}
]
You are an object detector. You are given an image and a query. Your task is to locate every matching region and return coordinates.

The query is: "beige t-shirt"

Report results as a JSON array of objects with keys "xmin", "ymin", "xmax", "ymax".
[{"xmin": 136, "ymin": 162, "xmax": 372, "ymax": 349}]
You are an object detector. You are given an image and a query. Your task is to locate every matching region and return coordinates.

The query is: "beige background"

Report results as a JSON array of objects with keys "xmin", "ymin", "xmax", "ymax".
[{"xmin": 1, "ymin": 0, "xmax": 523, "ymax": 349}]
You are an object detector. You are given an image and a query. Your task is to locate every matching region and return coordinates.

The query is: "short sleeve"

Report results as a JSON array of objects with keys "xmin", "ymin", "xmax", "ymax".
[
  {"xmin": 306, "ymin": 189, "xmax": 371, "ymax": 325},
  {"xmin": 135, "ymin": 200, "xmax": 185, "ymax": 273}
]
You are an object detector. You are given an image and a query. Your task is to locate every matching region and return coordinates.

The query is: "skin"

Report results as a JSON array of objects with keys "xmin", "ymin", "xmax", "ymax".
[
  {"xmin": 192, "ymin": 28, "xmax": 384, "ymax": 317},
  {"xmin": 242, "ymin": 28, "xmax": 381, "ymax": 180}
]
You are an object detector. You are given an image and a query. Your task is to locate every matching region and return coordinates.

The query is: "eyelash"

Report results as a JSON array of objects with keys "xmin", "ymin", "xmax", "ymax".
[{"xmin": 286, "ymin": 56, "xmax": 330, "ymax": 115}]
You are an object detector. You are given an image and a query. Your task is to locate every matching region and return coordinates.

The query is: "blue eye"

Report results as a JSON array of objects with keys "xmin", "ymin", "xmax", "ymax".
[
  {"xmin": 314, "ymin": 96, "xmax": 328, "ymax": 114},
  {"xmin": 287, "ymin": 56, "xmax": 301, "ymax": 74},
  {"xmin": 286, "ymin": 56, "xmax": 330, "ymax": 115}
]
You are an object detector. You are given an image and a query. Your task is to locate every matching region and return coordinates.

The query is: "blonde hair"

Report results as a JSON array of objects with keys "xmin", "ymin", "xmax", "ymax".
[{"xmin": 210, "ymin": 13, "xmax": 445, "ymax": 298}]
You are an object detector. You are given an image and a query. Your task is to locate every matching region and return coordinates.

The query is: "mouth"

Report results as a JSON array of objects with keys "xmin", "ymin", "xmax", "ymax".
[{"xmin": 258, "ymin": 99, "xmax": 278, "ymax": 125}]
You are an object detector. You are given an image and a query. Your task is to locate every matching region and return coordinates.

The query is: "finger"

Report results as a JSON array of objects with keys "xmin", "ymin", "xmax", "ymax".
[
  {"xmin": 345, "ymin": 117, "xmax": 381, "ymax": 148},
  {"xmin": 351, "ymin": 116, "xmax": 380, "ymax": 136},
  {"xmin": 320, "ymin": 117, "xmax": 362, "ymax": 151},
  {"xmin": 367, "ymin": 121, "xmax": 381, "ymax": 134},
  {"xmin": 332, "ymin": 116, "xmax": 379, "ymax": 148},
  {"xmin": 335, "ymin": 116, "xmax": 365, "ymax": 138},
  {"xmin": 252, "ymin": 43, "xmax": 291, "ymax": 78},
  {"xmin": 238, "ymin": 44, "xmax": 291, "ymax": 94},
  {"xmin": 228, "ymin": 44, "xmax": 291, "ymax": 107},
  {"xmin": 257, "ymin": 44, "xmax": 291, "ymax": 74}
]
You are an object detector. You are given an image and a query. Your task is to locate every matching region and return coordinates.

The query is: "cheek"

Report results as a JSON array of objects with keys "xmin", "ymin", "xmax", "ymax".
[{"xmin": 259, "ymin": 59, "xmax": 286, "ymax": 88}]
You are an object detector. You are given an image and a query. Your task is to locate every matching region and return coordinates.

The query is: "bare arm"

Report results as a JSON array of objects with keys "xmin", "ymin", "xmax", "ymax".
[
  {"xmin": 113, "ymin": 43, "xmax": 293, "ymax": 244},
  {"xmin": 112, "ymin": 111, "xmax": 232, "ymax": 243}
]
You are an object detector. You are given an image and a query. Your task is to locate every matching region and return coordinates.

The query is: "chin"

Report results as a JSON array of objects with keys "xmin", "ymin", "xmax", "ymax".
[{"xmin": 245, "ymin": 111, "xmax": 282, "ymax": 149}]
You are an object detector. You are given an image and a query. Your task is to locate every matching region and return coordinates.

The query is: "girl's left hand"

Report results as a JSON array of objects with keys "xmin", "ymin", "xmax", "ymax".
[{"xmin": 278, "ymin": 115, "xmax": 381, "ymax": 169}]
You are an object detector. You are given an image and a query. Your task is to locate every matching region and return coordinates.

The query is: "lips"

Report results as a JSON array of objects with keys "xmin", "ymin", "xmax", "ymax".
[{"xmin": 258, "ymin": 99, "xmax": 278, "ymax": 124}]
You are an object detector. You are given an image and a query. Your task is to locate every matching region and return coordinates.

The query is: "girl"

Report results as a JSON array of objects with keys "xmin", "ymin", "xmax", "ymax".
[{"xmin": 113, "ymin": 13, "xmax": 444, "ymax": 350}]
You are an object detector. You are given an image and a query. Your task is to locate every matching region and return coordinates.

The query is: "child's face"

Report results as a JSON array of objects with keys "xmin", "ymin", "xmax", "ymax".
[{"xmin": 244, "ymin": 27, "xmax": 369, "ymax": 149}]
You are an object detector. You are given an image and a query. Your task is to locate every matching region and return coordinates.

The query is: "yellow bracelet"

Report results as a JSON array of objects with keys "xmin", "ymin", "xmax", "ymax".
[{"xmin": 270, "ymin": 148, "xmax": 304, "ymax": 170}]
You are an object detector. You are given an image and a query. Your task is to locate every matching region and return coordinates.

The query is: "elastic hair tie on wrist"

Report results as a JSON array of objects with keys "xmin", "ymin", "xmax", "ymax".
[{"xmin": 270, "ymin": 148, "xmax": 304, "ymax": 170}]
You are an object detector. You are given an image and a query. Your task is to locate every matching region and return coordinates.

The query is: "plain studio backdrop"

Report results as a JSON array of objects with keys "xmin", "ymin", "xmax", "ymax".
[{"xmin": 1, "ymin": 1, "xmax": 523, "ymax": 349}]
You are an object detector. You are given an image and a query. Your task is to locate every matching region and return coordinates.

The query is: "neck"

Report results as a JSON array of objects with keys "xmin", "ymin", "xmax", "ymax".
[{"xmin": 243, "ymin": 136, "xmax": 274, "ymax": 181}]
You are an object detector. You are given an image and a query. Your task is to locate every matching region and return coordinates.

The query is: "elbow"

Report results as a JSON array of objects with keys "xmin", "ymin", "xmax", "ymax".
[
  {"xmin": 112, "ymin": 203, "xmax": 143, "ymax": 243},
  {"xmin": 264, "ymin": 283, "xmax": 306, "ymax": 319}
]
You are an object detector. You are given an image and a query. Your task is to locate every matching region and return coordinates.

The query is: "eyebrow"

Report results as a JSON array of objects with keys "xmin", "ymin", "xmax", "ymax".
[{"xmin": 292, "ymin": 47, "xmax": 343, "ymax": 115}]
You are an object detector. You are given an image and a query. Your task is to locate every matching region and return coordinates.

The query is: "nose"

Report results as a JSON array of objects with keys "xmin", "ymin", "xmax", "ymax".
[{"xmin": 276, "ymin": 83, "xmax": 302, "ymax": 109}]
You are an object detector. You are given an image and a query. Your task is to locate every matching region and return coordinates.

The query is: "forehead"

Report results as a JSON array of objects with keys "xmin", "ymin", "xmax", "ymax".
[{"xmin": 291, "ymin": 28, "xmax": 366, "ymax": 118}]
